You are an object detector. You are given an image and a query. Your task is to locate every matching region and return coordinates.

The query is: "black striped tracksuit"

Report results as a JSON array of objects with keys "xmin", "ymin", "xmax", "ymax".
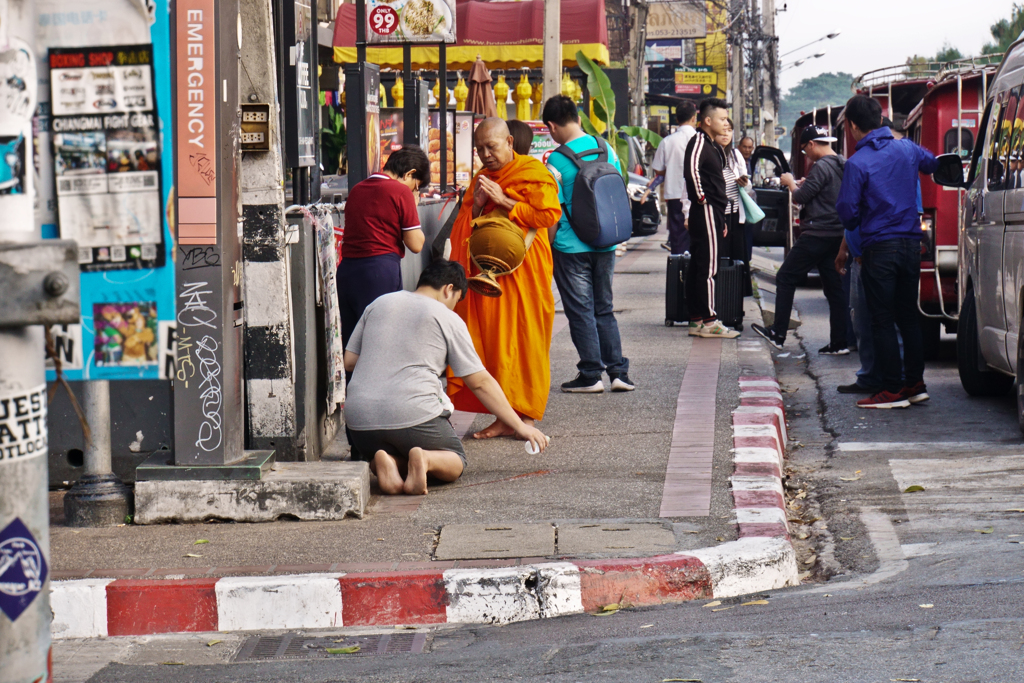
[{"xmin": 683, "ymin": 129, "xmax": 729, "ymax": 323}]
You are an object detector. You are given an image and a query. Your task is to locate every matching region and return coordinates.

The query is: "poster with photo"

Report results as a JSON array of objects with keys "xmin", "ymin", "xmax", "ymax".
[
  {"xmin": 92, "ymin": 301, "xmax": 158, "ymax": 367},
  {"xmin": 365, "ymin": 0, "xmax": 456, "ymax": 45},
  {"xmin": 48, "ymin": 44, "xmax": 164, "ymax": 271}
]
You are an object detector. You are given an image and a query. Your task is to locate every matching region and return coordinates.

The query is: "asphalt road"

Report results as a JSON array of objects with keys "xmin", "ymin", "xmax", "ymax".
[{"xmin": 56, "ymin": 248, "xmax": 1024, "ymax": 683}]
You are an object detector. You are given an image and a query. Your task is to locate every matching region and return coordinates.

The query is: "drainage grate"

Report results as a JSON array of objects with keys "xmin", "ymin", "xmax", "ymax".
[{"xmin": 234, "ymin": 632, "xmax": 427, "ymax": 661}]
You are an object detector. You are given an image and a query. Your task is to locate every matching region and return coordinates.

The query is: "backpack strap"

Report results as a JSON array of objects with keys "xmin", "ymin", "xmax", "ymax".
[{"xmin": 552, "ymin": 136, "xmax": 609, "ymax": 170}]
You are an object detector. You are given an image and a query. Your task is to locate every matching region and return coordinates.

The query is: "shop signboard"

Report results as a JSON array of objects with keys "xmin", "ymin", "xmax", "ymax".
[
  {"xmin": 48, "ymin": 44, "xmax": 164, "ymax": 271},
  {"xmin": 646, "ymin": 2, "xmax": 706, "ymax": 41},
  {"xmin": 365, "ymin": 0, "xmax": 456, "ymax": 44},
  {"xmin": 675, "ymin": 65, "xmax": 716, "ymax": 97},
  {"xmin": 645, "ymin": 40, "xmax": 683, "ymax": 63}
]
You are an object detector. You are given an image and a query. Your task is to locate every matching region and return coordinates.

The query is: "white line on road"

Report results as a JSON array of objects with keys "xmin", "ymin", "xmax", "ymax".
[{"xmin": 838, "ymin": 441, "xmax": 1024, "ymax": 453}]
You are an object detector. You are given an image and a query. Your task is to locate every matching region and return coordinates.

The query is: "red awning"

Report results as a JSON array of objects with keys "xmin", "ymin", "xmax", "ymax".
[{"xmin": 332, "ymin": 0, "xmax": 609, "ymax": 70}]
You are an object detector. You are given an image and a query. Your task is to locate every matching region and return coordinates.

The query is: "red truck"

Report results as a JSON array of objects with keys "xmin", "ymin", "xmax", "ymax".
[{"xmin": 903, "ymin": 56, "xmax": 1003, "ymax": 353}]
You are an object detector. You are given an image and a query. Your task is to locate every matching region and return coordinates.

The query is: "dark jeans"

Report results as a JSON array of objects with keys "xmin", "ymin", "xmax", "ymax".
[
  {"xmin": 860, "ymin": 238, "xmax": 924, "ymax": 393},
  {"xmin": 666, "ymin": 199, "xmax": 691, "ymax": 255},
  {"xmin": 771, "ymin": 234, "xmax": 847, "ymax": 347},
  {"xmin": 552, "ymin": 250, "xmax": 628, "ymax": 380},
  {"xmin": 336, "ymin": 253, "xmax": 402, "ymax": 347}
]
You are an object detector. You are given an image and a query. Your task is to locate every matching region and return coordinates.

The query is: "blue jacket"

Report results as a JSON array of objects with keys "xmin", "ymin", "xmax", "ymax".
[
  {"xmin": 836, "ymin": 128, "xmax": 938, "ymax": 249},
  {"xmin": 846, "ymin": 181, "xmax": 923, "ymax": 258}
]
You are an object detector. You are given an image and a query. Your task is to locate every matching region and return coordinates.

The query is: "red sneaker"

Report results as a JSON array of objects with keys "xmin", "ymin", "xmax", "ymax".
[
  {"xmin": 857, "ymin": 390, "xmax": 911, "ymax": 409},
  {"xmin": 900, "ymin": 382, "xmax": 930, "ymax": 404}
]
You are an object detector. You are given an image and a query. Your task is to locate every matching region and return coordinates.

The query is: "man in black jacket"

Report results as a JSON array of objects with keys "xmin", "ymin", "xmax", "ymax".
[
  {"xmin": 683, "ymin": 98, "xmax": 740, "ymax": 338},
  {"xmin": 752, "ymin": 126, "xmax": 849, "ymax": 354}
]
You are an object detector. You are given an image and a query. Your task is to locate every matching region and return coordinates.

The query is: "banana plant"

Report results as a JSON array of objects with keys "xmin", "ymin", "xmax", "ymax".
[
  {"xmin": 576, "ymin": 51, "xmax": 663, "ymax": 178},
  {"xmin": 321, "ymin": 106, "xmax": 347, "ymax": 175}
]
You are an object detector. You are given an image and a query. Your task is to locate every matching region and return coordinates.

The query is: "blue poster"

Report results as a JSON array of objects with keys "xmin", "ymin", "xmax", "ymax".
[{"xmin": 43, "ymin": 0, "xmax": 176, "ymax": 382}]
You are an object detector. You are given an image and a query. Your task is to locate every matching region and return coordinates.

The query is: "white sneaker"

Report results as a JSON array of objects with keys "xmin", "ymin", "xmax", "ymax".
[
  {"xmin": 688, "ymin": 322, "xmax": 703, "ymax": 336},
  {"xmin": 698, "ymin": 320, "xmax": 741, "ymax": 338}
]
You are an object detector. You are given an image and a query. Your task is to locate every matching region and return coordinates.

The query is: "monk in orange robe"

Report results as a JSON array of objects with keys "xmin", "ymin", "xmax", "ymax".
[{"xmin": 447, "ymin": 118, "xmax": 562, "ymax": 438}]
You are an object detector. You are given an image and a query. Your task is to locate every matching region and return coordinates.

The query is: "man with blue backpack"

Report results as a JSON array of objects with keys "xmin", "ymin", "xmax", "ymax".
[{"xmin": 542, "ymin": 95, "xmax": 635, "ymax": 393}]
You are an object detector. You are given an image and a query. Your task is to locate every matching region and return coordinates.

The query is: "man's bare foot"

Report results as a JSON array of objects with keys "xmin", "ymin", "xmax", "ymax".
[
  {"xmin": 374, "ymin": 450, "xmax": 405, "ymax": 495},
  {"xmin": 472, "ymin": 418, "xmax": 516, "ymax": 439},
  {"xmin": 403, "ymin": 447, "xmax": 429, "ymax": 495}
]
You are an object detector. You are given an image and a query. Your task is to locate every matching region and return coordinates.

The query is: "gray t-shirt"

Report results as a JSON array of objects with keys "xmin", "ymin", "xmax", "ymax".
[{"xmin": 345, "ymin": 291, "xmax": 485, "ymax": 431}]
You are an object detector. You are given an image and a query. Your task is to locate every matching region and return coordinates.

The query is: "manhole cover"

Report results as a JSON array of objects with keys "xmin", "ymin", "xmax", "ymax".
[{"xmin": 234, "ymin": 632, "xmax": 427, "ymax": 661}]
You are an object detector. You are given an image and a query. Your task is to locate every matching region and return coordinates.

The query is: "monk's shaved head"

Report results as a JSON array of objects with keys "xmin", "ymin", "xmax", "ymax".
[
  {"xmin": 477, "ymin": 117, "xmax": 510, "ymax": 140},
  {"xmin": 476, "ymin": 117, "xmax": 516, "ymax": 171}
]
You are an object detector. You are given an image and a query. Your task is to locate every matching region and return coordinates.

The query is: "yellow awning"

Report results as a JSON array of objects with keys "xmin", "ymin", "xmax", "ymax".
[{"xmin": 332, "ymin": 43, "xmax": 609, "ymax": 71}]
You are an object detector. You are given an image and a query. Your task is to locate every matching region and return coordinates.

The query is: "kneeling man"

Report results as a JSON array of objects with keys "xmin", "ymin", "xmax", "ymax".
[{"xmin": 344, "ymin": 260, "xmax": 549, "ymax": 495}]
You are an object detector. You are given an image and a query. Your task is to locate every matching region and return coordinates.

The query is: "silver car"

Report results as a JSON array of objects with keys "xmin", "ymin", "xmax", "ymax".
[{"xmin": 934, "ymin": 40, "xmax": 1024, "ymax": 432}]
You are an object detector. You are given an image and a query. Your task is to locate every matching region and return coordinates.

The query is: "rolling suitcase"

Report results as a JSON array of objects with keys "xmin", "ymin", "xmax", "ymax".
[
  {"xmin": 665, "ymin": 254, "xmax": 689, "ymax": 326},
  {"xmin": 714, "ymin": 258, "xmax": 745, "ymax": 330}
]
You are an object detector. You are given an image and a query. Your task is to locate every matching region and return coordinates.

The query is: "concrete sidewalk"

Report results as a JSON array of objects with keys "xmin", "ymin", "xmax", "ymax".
[{"xmin": 48, "ymin": 231, "xmax": 798, "ymax": 638}]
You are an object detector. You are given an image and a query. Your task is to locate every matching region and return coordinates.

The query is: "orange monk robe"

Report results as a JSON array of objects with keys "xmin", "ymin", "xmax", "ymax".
[{"xmin": 446, "ymin": 153, "xmax": 562, "ymax": 421}]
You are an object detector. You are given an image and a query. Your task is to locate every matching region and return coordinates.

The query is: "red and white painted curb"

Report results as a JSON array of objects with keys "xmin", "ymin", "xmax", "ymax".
[
  {"xmin": 50, "ymin": 350, "xmax": 798, "ymax": 640},
  {"xmin": 732, "ymin": 375, "xmax": 790, "ymax": 540}
]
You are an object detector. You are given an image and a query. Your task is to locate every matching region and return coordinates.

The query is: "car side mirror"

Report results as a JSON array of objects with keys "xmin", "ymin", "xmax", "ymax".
[{"xmin": 933, "ymin": 153, "xmax": 966, "ymax": 188}]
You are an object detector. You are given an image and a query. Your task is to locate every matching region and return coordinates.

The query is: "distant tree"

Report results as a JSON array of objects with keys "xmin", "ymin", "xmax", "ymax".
[
  {"xmin": 982, "ymin": 4, "xmax": 1024, "ymax": 55},
  {"xmin": 778, "ymin": 72, "xmax": 855, "ymax": 129},
  {"xmin": 935, "ymin": 42, "xmax": 964, "ymax": 63},
  {"xmin": 904, "ymin": 43, "xmax": 963, "ymax": 77}
]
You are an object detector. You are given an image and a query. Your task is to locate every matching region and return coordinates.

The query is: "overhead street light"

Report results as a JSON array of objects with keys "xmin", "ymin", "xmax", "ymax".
[
  {"xmin": 780, "ymin": 51, "xmax": 826, "ymax": 72},
  {"xmin": 780, "ymin": 32, "xmax": 840, "ymax": 58}
]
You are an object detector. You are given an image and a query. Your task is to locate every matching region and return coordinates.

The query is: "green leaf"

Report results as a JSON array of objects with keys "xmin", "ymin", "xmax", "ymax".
[
  {"xmin": 580, "ymin": 114, "xmax": 600, "ymax": 137},
  {"xmin": 903, "ymin": 485, "xmax": 925, "ymax": 493},
  {"xmin": 193, "ymin": 539, "xmax": 210, "ymax": 545},
  {"xmin": 620, "ymin": 126, "xmax": 664, "ymax": 149},
  {"xmin": 576, "ymin": 50, "xmax": 615, "ymax": 129},
  {"xmin": 612, "ymin": 135, "xmax": 631, "ymax": 178},
  {"xmin": 326, "ymin": 646, "xmax": 361, "ymax": 654}
]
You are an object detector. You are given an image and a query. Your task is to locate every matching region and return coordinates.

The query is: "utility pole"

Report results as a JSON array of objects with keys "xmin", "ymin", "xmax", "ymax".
[
  {"xmin": 626, "ymin": 0, "xmax": 649, "ymax": 127},
  {"xmin": 762, "ymin": 0, "xmax": 778, "ymax": 146},
  {"xmin": 0, "ymin": 2, "xmax": 79, "ymax": 680},
  {"xmin": 543, "ymin": 0, "xmax": 561, "ymax": 113},
  {"xmin": 747, "ymin": 0, "xmax": 761, "ymax": 144},
  {"xmin": 731, "ymin": 0, "xmax": 745, "ymax": 139}
]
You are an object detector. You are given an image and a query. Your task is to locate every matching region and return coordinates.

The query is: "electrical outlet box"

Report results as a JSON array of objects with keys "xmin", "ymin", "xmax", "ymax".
[{"xmin": 240, "ymin": 103, "xmax": 271, "ymax": 152}]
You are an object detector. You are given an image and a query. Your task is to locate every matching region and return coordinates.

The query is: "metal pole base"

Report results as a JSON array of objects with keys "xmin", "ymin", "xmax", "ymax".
[{"xmin": 63, "ymin": 474, "xmax": 134, "ymax": 527}]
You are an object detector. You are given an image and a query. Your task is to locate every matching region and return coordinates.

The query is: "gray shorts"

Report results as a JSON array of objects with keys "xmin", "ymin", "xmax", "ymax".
[{"xmin": 347, "ymin": 414, "xmax": 468, "ymax": 472}]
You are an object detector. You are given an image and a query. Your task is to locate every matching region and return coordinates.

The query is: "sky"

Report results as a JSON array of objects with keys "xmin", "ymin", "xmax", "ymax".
[{"xmin": 776, "ymin": 0, "xmax": 1013, "ymax": 94}]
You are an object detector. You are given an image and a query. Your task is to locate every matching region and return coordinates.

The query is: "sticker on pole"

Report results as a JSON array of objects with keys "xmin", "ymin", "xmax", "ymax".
[
  {"xmin": 0, "ymin": 383, "xmax": 48, "ymax": 465},
  {"xmin": 0, "ymin": 517, "xmax": 49, "ymax": 622}
]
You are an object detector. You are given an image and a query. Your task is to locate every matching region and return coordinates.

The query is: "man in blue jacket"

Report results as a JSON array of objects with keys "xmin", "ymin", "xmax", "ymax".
[{"xmin": 836, "ymin": 95, "xmax": 939, "ymax": 409}]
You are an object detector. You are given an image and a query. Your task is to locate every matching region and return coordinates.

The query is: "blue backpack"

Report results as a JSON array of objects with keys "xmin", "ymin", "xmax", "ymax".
[{"xmin": 555, "ymin": 136, "xmax": 633, "ymax": 248}]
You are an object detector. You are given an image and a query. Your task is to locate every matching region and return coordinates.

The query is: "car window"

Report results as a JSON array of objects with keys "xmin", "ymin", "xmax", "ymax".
[
  {"xmin": 986, "ymin": 93, "xmax": 1009, "ymax": 190},
  {"xmin": 1009, "ymin": 94, "xmax": 1024, "ymax": 190},
  {"xmin": 944, "ymin": 128, "xmax": 973, "ymax": 157}
]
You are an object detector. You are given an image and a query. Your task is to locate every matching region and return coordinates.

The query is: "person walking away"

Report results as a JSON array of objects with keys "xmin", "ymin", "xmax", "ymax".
[
  {"xmin": 336, "ymin": 145, "xmax": 429, "ymax": 346},
  {"xmin": 542, "ymin": 95, "xmax": 634, "ymax": 393},
  {"xmin": 345, "ymin": 261, "xmax": 549, "ymax": 495},
  {"xmin": 507, "ymin": 120, "xmax": 534, "ymax": 156},
  {"xmin": 651, "ymin": 102, "xmax": 698, "ymax": 254},
  {"xmin": 836, "ymin": 95, "xmax": 939, "ymax": 409},
  {"xmin": 683, "ymin": 98, "xmax": 741, "ymax": 339},
  {"xmin": 751, "ymin": 126, "xmax": 848, "ymax": 354},
  {"xmin": 445, "ymin": 118, "xmax": 562, "ymax": 439}
]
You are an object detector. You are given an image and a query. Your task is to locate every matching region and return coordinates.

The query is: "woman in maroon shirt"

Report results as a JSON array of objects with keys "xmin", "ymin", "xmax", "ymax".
[{"xmin": 337, "ymin": 146, "xmax": 430, "ymax": 345}]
